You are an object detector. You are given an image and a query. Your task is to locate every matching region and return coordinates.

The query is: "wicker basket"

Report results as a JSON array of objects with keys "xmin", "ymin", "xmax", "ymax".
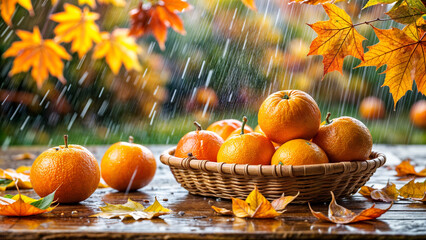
[{"xmin": 160, "ymin": 147, "xmax": 386, "ymax": 203}]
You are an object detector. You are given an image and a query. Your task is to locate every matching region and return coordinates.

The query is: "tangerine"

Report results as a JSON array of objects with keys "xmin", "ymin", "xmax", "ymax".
[
  {"xmin": 207, "ymin": 119, "xmax": 253, "ymax": 140},
  {"xmin": 101, "ymin": 136, "xmax": 156, "ymax": 192},
  {"xmin": 271, "ymin": 139, "xmax": 328, "ymax": 166},
  {"xmin": 30, "ymin": 135, "xmax": 100, "ymax": 203}
]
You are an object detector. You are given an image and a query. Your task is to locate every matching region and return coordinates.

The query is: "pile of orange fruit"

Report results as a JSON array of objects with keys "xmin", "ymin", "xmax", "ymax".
[{"xmin": 175, "ymin": 90, "xmax": 373, "ymax": 166}]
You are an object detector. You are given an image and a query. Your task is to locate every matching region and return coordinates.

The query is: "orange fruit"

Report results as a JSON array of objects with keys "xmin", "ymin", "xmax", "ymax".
[
  {"xmin": 30, "ymin": 135, "xmax": 100, "ymax": 203},
  {"xmin": 217, "ymin": 117, "xmax": 275, "ymax": 165},
  {"xmin": 313, "ymin": 113, "xmax": 373, "ymax": 162},
  {"xmin": 410, "ymin": 100, "xmax": 426, "ymax": 129},
  {"xmin": 359, "ymin": 96, "xmax": 386, "ymax": 120},
  {"xmin": 254, "ymin": 125, "xmax": 281, "ymax": 147},
  {"xmin": 196, "ymin": 87, "xmax": 219, "ymax": 108},
  {"xmin": 227, "ymin": 127, "xmax": 253, "ymax": 139},
  {"xmin": 207, "ymin": 119, "xmax": 253, "ymax": 140},
  {"xmin": 175, "ymin": 122, "xmax": 224, "ymax": 162},
  {"xmin": 271, "ymin": 139, "xmax": 328, "ymax": 166},
  {"xmin": 258, "ymin": 90, "xmax": 321, "ymax": 144},
  {"xmin": 101, "ymin": 136, "xmax": 156, "ymax": 192}
]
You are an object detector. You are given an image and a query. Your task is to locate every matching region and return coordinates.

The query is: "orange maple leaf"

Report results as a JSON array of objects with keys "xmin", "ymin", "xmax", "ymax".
[
  {"xmin": 395, "ymin": 159, "xmax": 426, "ymax": 177},
  {"xmin": 309, "ymin": 192, "xmax": 392, "ymax": 224},
  {"xmin": 212, "ymin": 186, "xmax": 298, "ymax": 219},
  {"xmin": 358, "ymin": 21, "xmax": 426, "ymax": 107},
  {"xmin": 50, "ymin": 3, "xmax": 101, "ymax": 58},
  {"xmin": 241, "ymin": 0, "xmax": 257, "ymax": 11},
  {"xmin": 93, "ymin": 28, "xmax": 142, "ymax": 74},
  {"xmin": 0, "ymin": 0, "xmax": 33, "ymax": 25},
  {"xmin": 129, "ymin": 0, "xmax": 191, "ymax": 50},
  {"xmin": 308, "ymin": 4, "xmax": 366, "ymax": 76},
  {"xmin": 0, "ymin": 191, "xmax": 56, "ymax": 217},
  {"xmin": 2, "ymin": 26, "xmax": 71, "ymax": 88}
]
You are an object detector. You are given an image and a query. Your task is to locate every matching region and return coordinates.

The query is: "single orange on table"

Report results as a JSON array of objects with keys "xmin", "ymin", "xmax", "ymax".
[
  {"xmin": 271, "ymin": 139, "xmax": 328, "ymax": 166},
  {"xmin": 359, "ymin": 96, "xmax": 386, "ymax": 120},
  {"xmin": 101, "ymin": 136, "xmax": 156, "ymax": 192},
  {"xmin": 313, "ymin": 113, "xmax": 373, "ymax": 163},
  {"xmin": 207, "ymin": 119, "xmax": 253, "ymax": 140},
  {"xmin": 175, "ymin": 121, "xmax": 224, "ymax": 162},
  {"xmin": 410, "ymin": 100, "xmax": 426, "ymax": 129},
  {"xmin": 217, "ymin": 116, "xmax": 275, "ymax": 165},
  {"xmin": 30, "ymin": 135, "xmax": 100, "ymax": 203},
  {"xmin": 258, "ymin": 90, "xmax": 321, "ymax": 144}
]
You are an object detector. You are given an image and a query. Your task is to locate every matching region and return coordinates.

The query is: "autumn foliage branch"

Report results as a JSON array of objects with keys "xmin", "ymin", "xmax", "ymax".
[{"xmin": 294, "ymin": 0, "xmax": 426, "ymax": 107}]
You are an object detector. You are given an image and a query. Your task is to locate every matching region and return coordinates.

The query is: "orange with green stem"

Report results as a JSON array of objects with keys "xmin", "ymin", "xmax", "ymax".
[{"xmin": 175, "ymin": 121, "xmax": 224, "ymax": 162}]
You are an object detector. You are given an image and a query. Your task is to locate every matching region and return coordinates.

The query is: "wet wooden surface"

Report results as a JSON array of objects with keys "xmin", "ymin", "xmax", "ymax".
[{"xmin": 0, "ymin": 144, "xmax": 425, "ymax": 240}]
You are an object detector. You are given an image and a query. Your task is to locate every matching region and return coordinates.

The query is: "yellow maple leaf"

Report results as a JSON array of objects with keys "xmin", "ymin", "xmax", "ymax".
[
  {"xmin": 399, "ymin": 179, "xmax": 426, "ymax": 201},
  {"xmin": 93, "ymin": 28, "xmax": 142, "ymax": 74},
  {"xmin": 358, "ymin": 22, "xmax": 426, "ymax": 107},
  {"xmin": 3, "ymin": 26, "xmax": 71, "ymax": 88},
  {"xmin": 308, "ymin": 4, "xmax": 366, "ymax": 76},
  {"xmin": 50, "ymin": 3, "xmax": 101, "ymax": 58},
  {"xmin": 212, "ymin": 186, "xmax": 298, "ymax": 219},
  {"xmin": 0, "ymin": 0, "xmax": 33, "ymax": 25},
  {"xmin": 78, "ymin": 0, "xmax": 96, "ymax": 8}
]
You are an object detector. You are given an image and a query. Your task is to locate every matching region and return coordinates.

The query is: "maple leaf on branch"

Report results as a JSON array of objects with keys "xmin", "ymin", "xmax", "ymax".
[
  {"xmin": 386, "ymin": 0, "xmax": 426, "ymax": 24},
  {"xmin": 307, "ymin": 4, "xmax": 366, "ymax": 76},
  {"xmin": 2, "ymin": 26, "xmax": 71, "ymax": 88},
  {"xmin": 93, "ymin": 28, "xmax": 142, "ymax": 74},
  {"xmin": 0, "ymin": 0, "xmax": 34, "ymax": 25},
  {"xmin": 358, "ymin": 19, "xmax": 426, "ymax": 107},
  {"xmin": 50, "ymin": 3, "xmax": 101, "ymax": 58},
  {"xmin": 129, "ymin": 0, "xmax": 191, "ymax": 50},
  {"xmin": 363, "ymin": 0, "xmax": 399, "ymax": 9}
]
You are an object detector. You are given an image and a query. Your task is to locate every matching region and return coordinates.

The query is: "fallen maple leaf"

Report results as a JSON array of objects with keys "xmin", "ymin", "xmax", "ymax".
[
  {"xmin": 359, "ymin": 181, "xmax": 399, "ymax": 202},
  {"xmin": 241, "ymin": 0, "xmax": 257, "ymax": 11},
  {"xmin": 50, "ymin": 3, "xmax": 101, "ymax": 58},
  {"xmin": 0, "ymin": 0, "xmax": 33, "ymax": 25},
  {"xmin": 91, "ymin": 197, "xmax": 171, "ymax": 220},
  {"xmin": 129, "ymin": 0, "xmax": 191, "ymax": 50},
  {"xmin": 309, "ymin": 192, "xmax": 393, "ymax": 224},
  {"xmin": 2, "ymin": 26, "xmax": 71, "ymax": 88},
  {"xmin": 399, "ymin": 179, "xmax": 426, "ymax": 201},
  {"xmin": 93, "ymin": 28, "xmax": 142, "ymax": 74},
  {"xmin": 0, "ymin": 166, "xmax": 32, "ymax": 191},
  {"xmin": 395, "ymin": 159, "xmax": 426, "ymax": 177},
  {"xmin": 358, "ymin": 18, "xmax": 426, "ymax": 107},
  {"xmin": 212, "ymin": 186, "xmax": 298, "ymax": 219},
  {"xmin": 308, "ymin": 4, "xmax": 366, "ymax": 76},
  {"xmin": 0, "ymin": 190, "xmax": 56, "ymax": 216}
]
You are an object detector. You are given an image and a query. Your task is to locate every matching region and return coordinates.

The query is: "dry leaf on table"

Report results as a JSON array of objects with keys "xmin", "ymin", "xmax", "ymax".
[
  {"xmin": 399, "ymin": 180, "xmax": 426, "ymax": 202},
  {"xmin": 0, "ymin": 167, "xmax": 32, "ymax": 191},
  {"xmin": 0, "ymin": 190, "xmax": 56, "ymax": 217},
  {"xmin": 395, "ymin": 159, "xmax": 426, "ymax": 177},
  {"xmin": 359, "ymin": 181, "xmax": 399, "ymax": 202},
  {"xmin": 91, "ymin": 197, "xmax": 171, "ymax": 220},
  {"xmin": 212, "ymin": 186, "xmax": 298, "ymax": 219},
  {"xmin": 309, "ymin": 192, "xmax": 392, "ymax": 224}
]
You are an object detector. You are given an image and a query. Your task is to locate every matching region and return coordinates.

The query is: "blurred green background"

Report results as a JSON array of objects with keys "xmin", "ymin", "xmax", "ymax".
[{"xmin": 0, "ymin": 0, "xmax": 425, "ymax": 147}]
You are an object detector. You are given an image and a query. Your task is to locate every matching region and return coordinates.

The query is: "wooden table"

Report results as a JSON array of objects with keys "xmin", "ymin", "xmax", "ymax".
[{"xmin": 0, "ymin": 145, "xmax": 425, "ymax": 239}]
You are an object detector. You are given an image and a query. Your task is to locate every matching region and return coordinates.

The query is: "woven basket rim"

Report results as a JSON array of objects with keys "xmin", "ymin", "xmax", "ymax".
[{"xmin": 160, "ymin": 147, "xmax": 386, "ymax": 177}]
